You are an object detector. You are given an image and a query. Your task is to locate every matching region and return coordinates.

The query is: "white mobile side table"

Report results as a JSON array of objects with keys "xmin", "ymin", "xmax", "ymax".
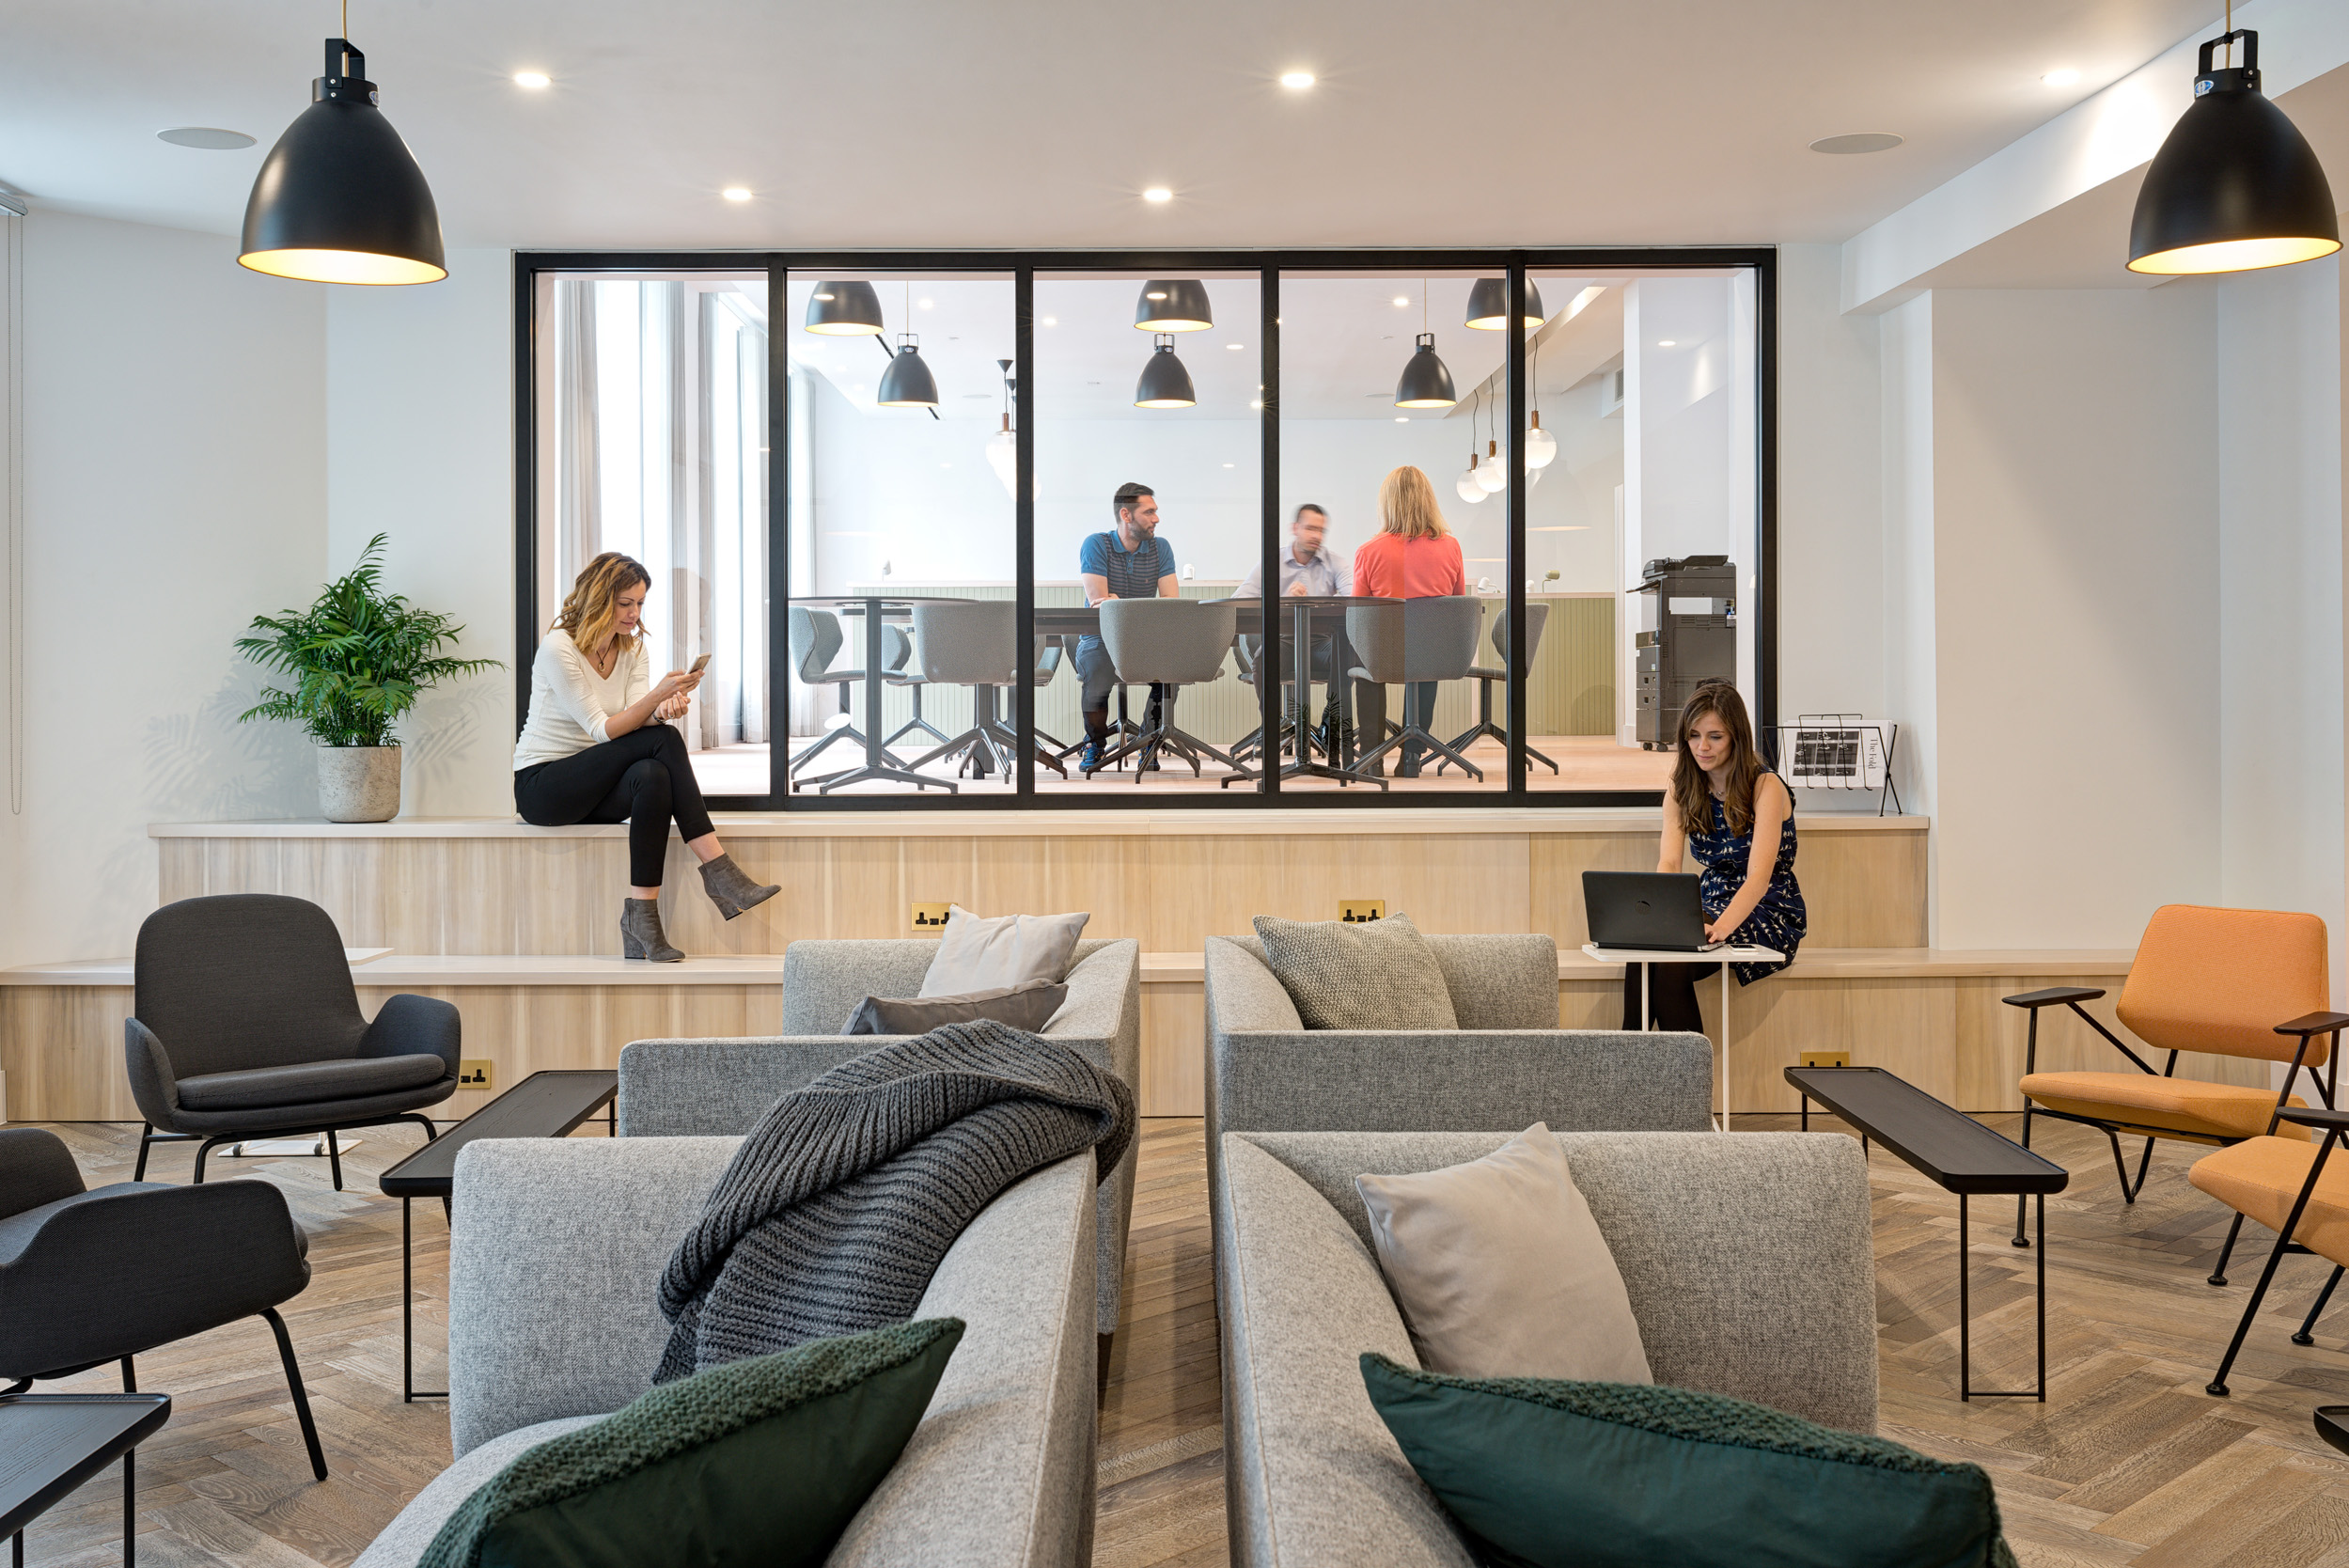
[{"xmin": 1582, "ymin": 944, "xmax": 1784, "ymax": 1131}]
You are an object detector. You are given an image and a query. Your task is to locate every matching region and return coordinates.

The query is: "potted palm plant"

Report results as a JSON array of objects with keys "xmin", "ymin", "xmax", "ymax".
[{"xmin": 237, "ymin": 535, "xmax": 501, "ymax": 822}]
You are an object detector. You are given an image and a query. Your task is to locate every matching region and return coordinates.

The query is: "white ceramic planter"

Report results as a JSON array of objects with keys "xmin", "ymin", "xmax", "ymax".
[{"xmin": 318, "ymin": 745, "xmax": 401, "ymax": 823}]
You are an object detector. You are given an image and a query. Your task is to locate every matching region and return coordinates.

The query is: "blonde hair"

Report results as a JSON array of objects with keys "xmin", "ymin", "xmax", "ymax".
[
  {"xmin": 1376, "ymin": 466, "xmax": 1450, "ymax": 541},
  {"xmin": 554, "ymin": 553, "xmax": 651, "ymax": 658}
]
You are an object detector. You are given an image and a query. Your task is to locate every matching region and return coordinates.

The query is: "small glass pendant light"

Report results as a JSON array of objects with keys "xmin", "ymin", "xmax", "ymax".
[
  {"xmin": 1133, "ymin": 279, "xmax": 1214, "ymax": 332},
  {"xmin": 806, "ymin": 280, "xmax": 885, "ymax": 335},
  {"xmin": 1135, "ymin": 334, "xmax": 1198, "ymax": 407},
  {"xmin": 1455, "ymin": 453, "xmax": 1487, "ymax": 504},
  {"xmin": 239, "ymin": 36, "xmax": 446, "ymax": 284},
  {"xmin": 984, "ymin": 359, "xmax": 1017, "ymax": 497},
  {"xmin": 2128, "ymin": 24, "xmax": 2340, "ymax": 274},
  {"xmin": 1464, "ymin": 275, "xmax": 1545, "ymax": 330}
]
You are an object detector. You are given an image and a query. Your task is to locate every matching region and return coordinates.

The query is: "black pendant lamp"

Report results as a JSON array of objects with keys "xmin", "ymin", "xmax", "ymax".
[
  {"xmin": 805, "ymin": 281, "xmax": 885, "ymax": 335},
  {"xmin": 1135, "ymin": 334, "xmax": 1198, "ymax": 408},
  {"xmin": 1133, "ymin": 279, "xmax": 1214, "ymax": 332},
  {"xmin": 2128, "ymin": 27, "xmax": 2340, "ymax": 274},
  {"xmin": 1464, "ymin": 275, "xmax": 1546, "ymax": 330},
  {"xmin": 1395, "ymin": 280, "xmax": 1458, "ymax": 408},
  {"xmin": 239, "ymin": 38, "xmax": 445, "ymax": 285},
  {"xmin": 877, "ymin": 334, "xmax": 940, "ymax": 407}
]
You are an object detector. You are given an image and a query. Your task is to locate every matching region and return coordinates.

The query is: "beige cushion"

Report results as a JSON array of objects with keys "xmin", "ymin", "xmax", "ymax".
[
  {"xmin": 842, "ymin": 980, "xmax": 1069, "ymax": 1037},
  {"xmin": 1353, "ymin": 1123, "xmax": 1652, "ymax": 1383},
  {"xmin": 917, "ymin": 905, "xmax": 1090, "ymax": 996},
  {"xmin": 1251, "ymin": 912, "xmax": 1458, "ymax": 1031}
]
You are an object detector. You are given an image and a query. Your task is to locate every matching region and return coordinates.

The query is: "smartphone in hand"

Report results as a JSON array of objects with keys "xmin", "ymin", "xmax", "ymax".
[{"xmin": 690, "ymin": 653, "xmax": 713, "ymax": 675}]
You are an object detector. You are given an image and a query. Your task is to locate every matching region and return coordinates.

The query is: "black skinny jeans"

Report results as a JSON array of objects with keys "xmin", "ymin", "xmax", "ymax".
[
  {"xmin": 1621, "ymin": 962, "xmax": 1720, "ymax": 1033},
  {"xmin": 515, "ymin": 724, "xmax": 714, "ymax": 887}
]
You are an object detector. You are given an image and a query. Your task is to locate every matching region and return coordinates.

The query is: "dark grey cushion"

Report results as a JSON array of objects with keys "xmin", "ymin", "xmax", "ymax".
[
  {"xmin": 1252, "ymin": 913, "xmax": 1460, "ymax": 1031},
  {"xmin": 841, "ymin": 982, "xmax": 1069, "ymax": 1037},
  {"xmin": 179, "ymin": 1052, "xmax": 449, "ymax": 1111}
]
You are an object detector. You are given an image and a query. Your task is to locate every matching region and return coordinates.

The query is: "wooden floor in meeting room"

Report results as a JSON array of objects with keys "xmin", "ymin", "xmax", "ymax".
[{"xmin": 16, "ymin": 1113, "xmax": 2348, "ymax": 1567}]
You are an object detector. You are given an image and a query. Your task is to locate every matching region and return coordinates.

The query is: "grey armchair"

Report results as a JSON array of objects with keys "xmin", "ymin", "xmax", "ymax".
[
  {"xmin": 126, "ymin": 894, "xmax": 460, "ymax": 1186},
  {"xmin": 1204, "ymin": 932, "xmax": 1715, "ymax": 1177},
  {"xmin": 616, "ymin": 937, "xmax": 1142, "ymax": 1352},
  {"xmin": 0, "ymin": 1127, "xmax": 328, "ymax": 1480}
]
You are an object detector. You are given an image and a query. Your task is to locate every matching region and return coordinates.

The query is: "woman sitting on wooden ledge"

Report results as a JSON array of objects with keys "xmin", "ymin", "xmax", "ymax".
[
  {"xmin": 1621, "ymin": 680, "xmax": 1805, "ymax": 1032},
  {"xmin": 513, "ymin": 551, "xmax": 778, "ymax": 962}
]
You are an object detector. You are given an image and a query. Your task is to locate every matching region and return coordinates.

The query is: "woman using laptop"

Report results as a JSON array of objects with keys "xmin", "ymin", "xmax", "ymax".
[
  {"xmin": 513, "ymin": 552, "xmax": 778, "ymax": 963},
  {"xmin": 1622, "ymin": 681, "xmax": 1805, "ymax": 1030}
]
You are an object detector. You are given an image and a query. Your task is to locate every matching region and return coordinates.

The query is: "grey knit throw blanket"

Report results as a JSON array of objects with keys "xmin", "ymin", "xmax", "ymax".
[{"xmin": 653, "ymin": 1021, "xmax": 1134, "ymax": 1383}]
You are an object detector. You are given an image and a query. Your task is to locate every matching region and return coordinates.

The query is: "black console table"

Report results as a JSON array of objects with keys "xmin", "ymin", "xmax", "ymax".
[
  {"xmin": 1, "ymin": 1393, "xmax": 170, "ymax": 1567},
  {"xmin": 1787, "ymin": 1065, "xmax": 2070, "ymax": 1401},
  {"xmin": 379, "ymin": 1069, "xmax": 619, "ymax": 1402}
]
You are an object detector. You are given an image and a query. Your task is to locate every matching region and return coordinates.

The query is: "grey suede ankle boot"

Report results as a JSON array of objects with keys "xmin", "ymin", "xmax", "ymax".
[
  {"xmin": 620, "ymin": 898, "xmax": 683, "ymax": 962},
  {"xmin": 698, "ymin": 853, "xmax": 780, "ymax": 920}
]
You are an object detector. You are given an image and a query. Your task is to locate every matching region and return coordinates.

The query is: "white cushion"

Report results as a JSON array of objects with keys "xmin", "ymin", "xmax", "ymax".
[
  {"xmin": 1354, "ymin": 1123, "xmax": 1652, "ymax": 1383},
  {"xmin": 917, "ymin": 905, "xmax": 1090, "ymax": 997}
]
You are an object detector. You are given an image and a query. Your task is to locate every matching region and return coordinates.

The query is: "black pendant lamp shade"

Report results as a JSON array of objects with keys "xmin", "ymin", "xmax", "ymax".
[
  {"xmin": 805, "ymin": 281, "xmax": 885, "ymax": 335},
  {"xmin": 1464, "ymin": 276, "xmax": 1546, "ymax": 330},
  {"xmin": 1135, "ymin": 334, "xmax": 1198, "ymax": 408},
  {"xmin": 1394, "ymin": 332, "xmax": 1458, "ymax": 408},
  {"xmin": 2128, "ymin": 30, "xmax": 2340, "ymax": 274},
  {"xmin": 1133, "ymin": 279, "xmax": 1214, "ymax": 332},
  {"xmin": 877, "ymin": 334, "xmax": 940, "ymax": 407},
  {"xmin": 239, "ymin": 39, "xmax": 446, "ymax": 285}
]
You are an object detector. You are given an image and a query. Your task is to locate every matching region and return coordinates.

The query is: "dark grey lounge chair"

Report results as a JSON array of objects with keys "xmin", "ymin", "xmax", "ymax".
[{"xmin": 126, "ymin": 894, "xmax": 460, "ymax": 1186}]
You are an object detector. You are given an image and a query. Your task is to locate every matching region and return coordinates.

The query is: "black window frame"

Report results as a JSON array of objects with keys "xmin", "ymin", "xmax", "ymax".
[{"xmin": 511, "ymin": 246, "xmax": 1777, "ymax": 812}]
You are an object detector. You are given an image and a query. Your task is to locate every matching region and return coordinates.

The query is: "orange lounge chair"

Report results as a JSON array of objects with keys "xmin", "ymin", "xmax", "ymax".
[{"xmin": 2193, "ymin": 1105, "xmax": 2349, "ymax": 1397}]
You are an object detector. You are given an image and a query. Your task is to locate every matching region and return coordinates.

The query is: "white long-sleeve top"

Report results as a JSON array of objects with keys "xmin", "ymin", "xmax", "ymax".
[{"xmin": 513, "ymin": 630, "xmax": 650, "ymax": 769}]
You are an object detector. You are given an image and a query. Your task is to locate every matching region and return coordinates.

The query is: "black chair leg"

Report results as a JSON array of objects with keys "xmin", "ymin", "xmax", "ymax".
[
  {"xmin": 119, "ymin": 1356, "xmax": 135, "ymax": 1393},
  {"xmin": 192, "ymin": 1136, "xmax": 222, "ymax": 1185},
  {"xmin": 2106, "ymin": 1128, "xmax": 2155, "ymax": 1203},
  {"xmin": 260, "ymin": 1307, "xmax": 328, "ymax": 1481},
  {"xmin": 2013, "ymin": 1106, "xmax": 2035, "ymax": 1247},
  {"xmin": 2294, "ymin": 1265, "xmax": 2345, "ymax": 1346},
  {"xmin": 2211, "ymin": 1212, "xmax": 2248, "ymax": 1287},
  {"xmin": 133, "ymin": 1124, "xmax": 153, "ymax": 1183},
  {"xmin": 326, "ymin": 1130, "xmax": 342, "ymax": 1192},
  {"xmin": 2211, "ymin": 1129, "xmax": 2341, "ymax": 1397}
]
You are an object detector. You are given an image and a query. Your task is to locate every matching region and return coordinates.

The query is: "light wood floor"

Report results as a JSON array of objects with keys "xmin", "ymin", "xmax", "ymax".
[{"xmin": 17, "ymin": 1114, "xmax": 2349, "ymax": 1566}]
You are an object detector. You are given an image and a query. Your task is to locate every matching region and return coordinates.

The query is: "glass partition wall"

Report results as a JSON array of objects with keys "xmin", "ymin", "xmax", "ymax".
[{"xmin": 518, "ymin": 252, "xmax": 1771, "ymax": 810}]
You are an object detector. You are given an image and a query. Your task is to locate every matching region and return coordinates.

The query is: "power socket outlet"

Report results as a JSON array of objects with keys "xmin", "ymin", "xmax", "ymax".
[
  {"xmin": 458, "ymin": 1058, "xmax": 494, "ymax": 1090},
  {"xmin": 1339, "ymin": 900, "xmax": 1386, "ymax": 924},
  {"xmin": 1799, "ymin": 1050, "xmax": 1853, "ymax": 1069},
  {"xmin": 911, "ymin": 902, "xmax": 952, "ymax": 933}
]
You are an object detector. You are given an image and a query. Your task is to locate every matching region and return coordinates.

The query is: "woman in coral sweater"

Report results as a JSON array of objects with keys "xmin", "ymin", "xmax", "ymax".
[{"xmin": 1349, "ymin": 466, "xmax": 1465, "ymax": 777}]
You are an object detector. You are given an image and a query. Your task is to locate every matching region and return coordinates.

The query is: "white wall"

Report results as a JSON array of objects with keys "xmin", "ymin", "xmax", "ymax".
[
  {"xmin": 3, "ymin": 210, "xmax": 325, "ymax": 964},
  {"xmin": 2215, "ymin": 259, "xmax": 2346, "ymax": 996},
  {"xmin": 324, "ymin": 247, "xmax": 516, "ymax": 818},
  {"xmin": 1928, "ymin": 287, "xmax": 2222, "ymax": 949}
]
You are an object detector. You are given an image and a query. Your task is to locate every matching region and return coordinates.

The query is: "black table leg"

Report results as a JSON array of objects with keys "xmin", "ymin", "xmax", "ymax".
[
  {"xmin": 1961, "ymin": 1188, "xmax": 2047, "ymax": 1402},
  {"xmin": 123, "ymin": 1449, "xmax": 134, "ymax": 1568},
  {"xmin": 1960, "ymin": 1192, "xmax": 1971, "ymax": 1401},
  {"xmin": 402, "ymin": 1195, "xmax": 414, "ymax": 1403}
]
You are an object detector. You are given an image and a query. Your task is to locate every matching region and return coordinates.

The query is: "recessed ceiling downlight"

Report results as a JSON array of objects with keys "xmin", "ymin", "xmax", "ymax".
[
  {"xmin": 1809, "ymin": 133, "xmax": 1904, "ymax": 154},
  {"xmin": 159, "ymin": 127, "xmax": 257, "ymax": 149}
]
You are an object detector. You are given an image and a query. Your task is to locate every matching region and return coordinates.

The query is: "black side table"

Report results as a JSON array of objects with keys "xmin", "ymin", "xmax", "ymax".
[
  {"xmin": 1788, "ymin": 1065, "xmax": 2071, "ymax": 1402},
  {"xmin": 1, "ymin": 1393, "xmax": 170, "ymax": 1567},
  {"xmin": 379, "ymin": 1069, "xmax": 618, "ymax": 1402}
]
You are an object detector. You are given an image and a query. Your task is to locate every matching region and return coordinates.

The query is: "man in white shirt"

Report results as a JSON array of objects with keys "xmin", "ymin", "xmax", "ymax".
[{"xmin": 1237, "ymin": 503, "xmax": 1350, "ymax": 743}]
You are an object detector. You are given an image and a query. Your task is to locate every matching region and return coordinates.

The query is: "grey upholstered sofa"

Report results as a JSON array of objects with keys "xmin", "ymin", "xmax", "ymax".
[
  {"xmin": 616, "ymin": 937, "xmax": 1141, "ymax": 1344},
  {"xmin": 1204, "ymin": 933, "xmax": 1715, "ymax": 1154},
  {"xmin": 355, "ymin": 1138, "xmax": 1100, "ymax": 1568},
  {"xmin": 1214, "ymin": 1129, "xmax": 1877, "ymax": 1568}
]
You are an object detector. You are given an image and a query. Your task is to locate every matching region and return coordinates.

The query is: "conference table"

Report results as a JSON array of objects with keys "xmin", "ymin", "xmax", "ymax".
[{"xmin": 795, "ymin": 595, "xmax": 969, "ymax": 793}]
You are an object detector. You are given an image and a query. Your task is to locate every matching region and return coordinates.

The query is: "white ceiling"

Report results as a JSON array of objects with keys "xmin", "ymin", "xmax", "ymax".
[{"xmin": 1, "ymin": 0, "xmax": 2224, "ymax": 252}]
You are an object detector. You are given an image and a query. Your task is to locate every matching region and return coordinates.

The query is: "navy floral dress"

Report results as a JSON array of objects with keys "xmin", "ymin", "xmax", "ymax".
[{"xmin": 1690, "ymin": 775, "xmax": 1805, "ymax": 984}]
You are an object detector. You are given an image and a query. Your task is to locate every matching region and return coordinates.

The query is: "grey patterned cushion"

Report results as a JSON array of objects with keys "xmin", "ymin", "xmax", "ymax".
[{"xmin": 1251, "ymin": 913, "xmax": 1459, "ymax": 1031}]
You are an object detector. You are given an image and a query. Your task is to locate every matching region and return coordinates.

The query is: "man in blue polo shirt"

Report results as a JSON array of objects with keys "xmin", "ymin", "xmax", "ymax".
[{"xmin": 1075, "ymin": 480, "xmax": 1178, "ymax": 771}]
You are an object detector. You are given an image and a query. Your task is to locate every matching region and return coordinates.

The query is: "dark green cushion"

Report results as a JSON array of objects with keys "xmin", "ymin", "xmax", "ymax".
[
  {"xmin": 1361, "ymin": 1354, "xmax": 2017, "ymax": 1568},
  {"xmin": 421, "ymin": 1318, "xmax": 964, "ymax": 1568}
]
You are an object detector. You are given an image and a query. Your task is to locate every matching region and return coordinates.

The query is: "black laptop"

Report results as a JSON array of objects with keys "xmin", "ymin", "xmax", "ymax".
[{"xmin": 1583, "ymin": 870, "xmax": 1723, "ymax": 952}]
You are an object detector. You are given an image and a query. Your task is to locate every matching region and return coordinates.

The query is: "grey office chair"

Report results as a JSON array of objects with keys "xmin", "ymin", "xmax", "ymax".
[
  {"xmin": 787, "ymin": 606, "xmax": 869, "ymax": 780},
  {"xmin": 1346, "ymin": 595, "xmax": 1486, "ymax": 781},
  {"xmin": 1441, "ymin": 601, "xmax": 1558, "ymax": 775},
  {"xmin": 126, "ymin": 894, "xmax": 460, "ymax": 1186},
  {"xmin": 1092, "ymin": 599, "xmax": 1255, "ymax": 783},
  {"xmin": 879, "ymin": 625, "xmax": 948, "ymax": 752},
  {"xmin": 903, "ymin": 602, "xmax": 1068, "ymax": 780},
  {"xmin": 0, "ymin": 1127, "xmax": 329, "ymax": 1480}
]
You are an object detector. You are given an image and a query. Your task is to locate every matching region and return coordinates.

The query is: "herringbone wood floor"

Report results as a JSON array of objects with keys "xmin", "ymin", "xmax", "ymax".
[{"xmin": 15, "ymin": 1115, "xmax": 2349, "ymax": 1566}]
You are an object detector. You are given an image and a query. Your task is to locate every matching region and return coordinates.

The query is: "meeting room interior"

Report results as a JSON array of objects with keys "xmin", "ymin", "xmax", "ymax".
[{"xmin": 8, "ymin": 4, "xmax": 2349, "ymax": 1568}]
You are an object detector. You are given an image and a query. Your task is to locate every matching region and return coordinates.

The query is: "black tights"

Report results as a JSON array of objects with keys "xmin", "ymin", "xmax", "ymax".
[
  {"xmin": 515, "ymin": 725, "xmax": 714, "ymax": 887},
  {"xmin": 1621, "ymin": 962, "xmax": 1720, "ymax": 1033}
]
